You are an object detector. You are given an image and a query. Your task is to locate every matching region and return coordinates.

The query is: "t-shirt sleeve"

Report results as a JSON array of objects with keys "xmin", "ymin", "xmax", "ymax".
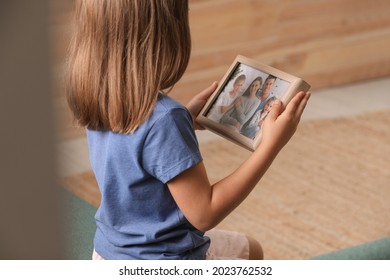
[{"xmin": 142, "ymin": 108, "xmax": 203, "ymax": 184}]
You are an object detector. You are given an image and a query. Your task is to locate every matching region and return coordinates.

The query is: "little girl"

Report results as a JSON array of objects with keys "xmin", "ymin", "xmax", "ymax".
[{"xmin": 66, "ymin": 0, "xmax": 310, "ymax": 260}]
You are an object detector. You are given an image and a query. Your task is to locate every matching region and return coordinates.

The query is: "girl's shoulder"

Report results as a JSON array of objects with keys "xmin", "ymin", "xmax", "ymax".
[
  {"xmin": 147, "ymin": 94, "xmax": 193, "ymax": 129},
  {"xmin": 153, "ymin": 94, "xmax": 191, "ymax": 120},
  {"xmin": 155, "ymin": 94, "xmax": 187, "ymax": 112}
]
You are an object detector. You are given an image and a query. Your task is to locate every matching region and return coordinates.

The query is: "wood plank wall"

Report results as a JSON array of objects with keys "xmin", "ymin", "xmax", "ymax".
[
  {"xmin": 170, "ymin": 0, "xmax": 390, "ymax": 104},
  {"xmin": 51, "ymin": 0, "xmax": 390, "ymax": 139}
]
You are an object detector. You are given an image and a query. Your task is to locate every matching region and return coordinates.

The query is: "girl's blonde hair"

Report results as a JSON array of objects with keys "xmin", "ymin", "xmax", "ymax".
[{"xmin": 66, "ymin": 0, "xmax": 191, "ymax": 133}]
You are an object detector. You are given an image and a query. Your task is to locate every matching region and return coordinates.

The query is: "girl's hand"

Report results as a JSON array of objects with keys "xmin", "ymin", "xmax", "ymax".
[
  {"xmin": 261, "ymin": 91, "xmax": 310, "ymax": 151},
  {"xmin": 186, "ymin": 81, "xmax": 218, "ymax": 130}
]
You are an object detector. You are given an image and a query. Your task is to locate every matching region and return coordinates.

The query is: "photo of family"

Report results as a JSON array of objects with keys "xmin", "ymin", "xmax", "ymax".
[
  {"xmin": 206, "ymin": 63, "xmax": 290, "ymax": 140},
  {"xmin": 197, "ymin": 55, "xmax": 310, "ymax": 151}
]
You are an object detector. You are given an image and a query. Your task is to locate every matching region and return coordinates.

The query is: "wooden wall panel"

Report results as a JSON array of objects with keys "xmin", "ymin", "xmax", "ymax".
[
  {"xmin": 51, "ymin": 0, "xmax": 390, "ymax": 139},
  {"xmin": 170, "ymin": 0, "xmax": 390, "ymax": 104}
]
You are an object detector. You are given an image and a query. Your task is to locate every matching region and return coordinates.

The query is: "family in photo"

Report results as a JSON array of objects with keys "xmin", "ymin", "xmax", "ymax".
[{"xmin": 207, "ymin": 64, "xmax": 288, "ymax": 140}]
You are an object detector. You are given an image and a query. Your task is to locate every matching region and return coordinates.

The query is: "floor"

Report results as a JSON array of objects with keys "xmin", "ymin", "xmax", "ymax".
[{"xmin": 58, "ymin": 76, "xmax": 390, "ymax": 179}]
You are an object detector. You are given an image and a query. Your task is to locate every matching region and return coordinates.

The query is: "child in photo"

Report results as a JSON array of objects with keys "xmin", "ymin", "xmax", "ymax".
[{"xmin": 241, "ymin": 97, "xmax": 277, "ymax": 139}]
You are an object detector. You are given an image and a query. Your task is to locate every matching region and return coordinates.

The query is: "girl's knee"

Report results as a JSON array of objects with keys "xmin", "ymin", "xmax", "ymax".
[{"xmin": 247, "ymin": 236, "xmax": 264, "ymax": 260}]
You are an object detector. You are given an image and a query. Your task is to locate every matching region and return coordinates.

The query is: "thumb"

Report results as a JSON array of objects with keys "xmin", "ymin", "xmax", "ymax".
[
  {"xmin": 267, "ymin": 99, "xmax": 283, "ymax": 121},
  {"xmin": 198, "ymin": 81, "xmax": 218, "ymax": 99}
]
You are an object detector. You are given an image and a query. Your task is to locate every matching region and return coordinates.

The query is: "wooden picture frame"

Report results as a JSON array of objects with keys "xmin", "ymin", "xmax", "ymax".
[{"xmin": 196, "ymin": 55, "xmax": 311, "ymax": 151}]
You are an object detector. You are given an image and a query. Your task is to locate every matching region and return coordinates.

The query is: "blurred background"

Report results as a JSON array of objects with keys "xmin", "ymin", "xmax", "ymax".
[
  {"xmin": 53, "ymin": 0, "xmax": 390, "ymax": 139},
  {"xmin": 1, "ymin": 0, "xmax": 389, "ymax": 259}
]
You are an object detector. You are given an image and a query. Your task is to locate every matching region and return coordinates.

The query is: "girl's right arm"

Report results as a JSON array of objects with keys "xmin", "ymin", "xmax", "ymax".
[{"xmin": 168, "ymin": 91, "xmax": 310, "ymax": 232}]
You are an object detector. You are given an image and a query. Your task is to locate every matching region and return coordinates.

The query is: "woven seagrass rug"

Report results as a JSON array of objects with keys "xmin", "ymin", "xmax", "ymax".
[{"xmin": 63, "ymin": 109, "xmax": 390, "ymax": 259}]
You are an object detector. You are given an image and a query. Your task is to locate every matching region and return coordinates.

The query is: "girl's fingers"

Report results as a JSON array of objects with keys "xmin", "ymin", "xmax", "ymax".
[
  {"xmin": 295, "ymin": 92, "xmax": 311, "ymax": 118},
  {"xmin": 283, "ymin": 91, "xmax": 310, "ymax": 119},
  {"xmin": 284, "ymin": 91, "xmax": 306, "ymax": 114},
  {"xmin": 266, "ymin": 99, "xmax": 283, "ymax": 121},
  {"xmin": 197, "ymin": 81, "xmax": 218, "ymax": 99}
]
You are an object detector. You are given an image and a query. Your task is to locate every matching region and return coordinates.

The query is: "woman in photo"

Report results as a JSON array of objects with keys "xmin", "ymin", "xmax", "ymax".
[{"xmin": 220, "ymin": 77, "xmax": 263, "ymax": 131}]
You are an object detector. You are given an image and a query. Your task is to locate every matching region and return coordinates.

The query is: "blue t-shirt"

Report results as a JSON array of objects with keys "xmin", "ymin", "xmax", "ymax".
[{"xmin": 86, "ymin": 94, "xmax": 209, "ymax": 259}]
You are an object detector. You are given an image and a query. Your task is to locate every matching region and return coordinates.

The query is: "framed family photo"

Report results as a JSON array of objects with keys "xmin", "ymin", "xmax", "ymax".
[{"xmin": 196, "ymin": 55, "xmax": 311, "ymax": 151}]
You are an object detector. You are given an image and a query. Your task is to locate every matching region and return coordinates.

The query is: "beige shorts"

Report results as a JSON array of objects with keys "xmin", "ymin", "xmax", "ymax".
[
  {"xmin": 205, "ymin": 229, "xmax": 250, "ymax": 260},
  {"xmin": 92, "ymin": 229, "xmax": 249, "ymax": 260}
]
